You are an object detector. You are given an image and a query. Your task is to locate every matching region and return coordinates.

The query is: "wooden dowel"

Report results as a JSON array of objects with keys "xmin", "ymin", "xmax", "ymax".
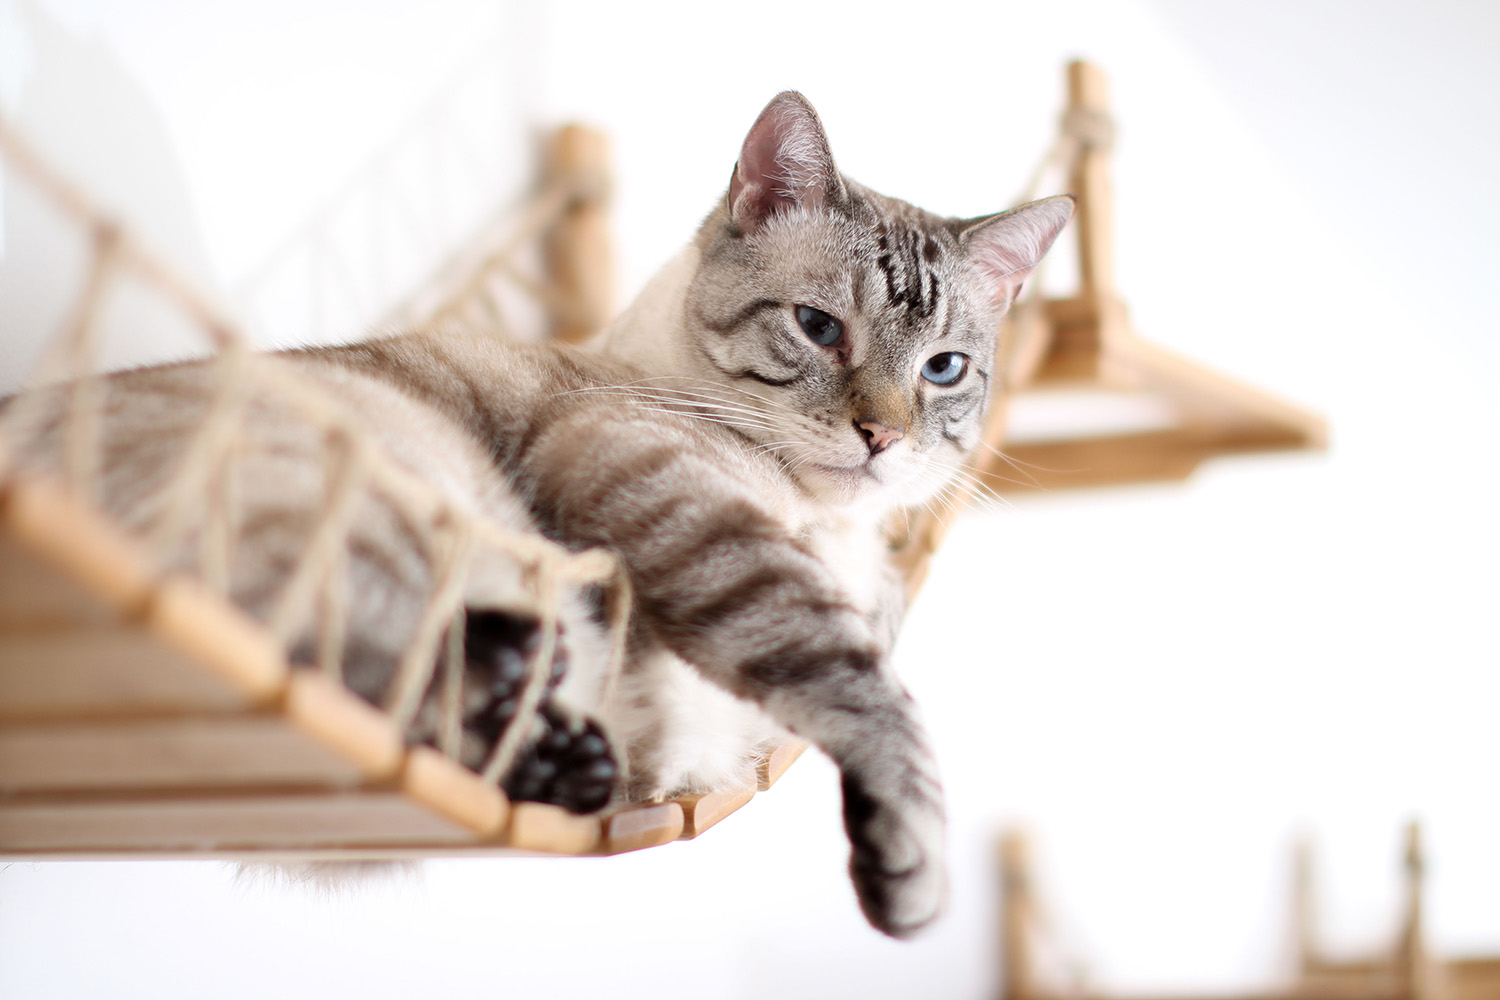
[
  {"xmin": 999, "ymin": 831, "xmax": 1036, "ymax": 1000},
  {"xmin": 542, "ymin": 125, "xmax": 614, "ymax": 343},
  {"xmin": 1066, "ymin": 60, "xmax": 1116, "ymax": 309}
]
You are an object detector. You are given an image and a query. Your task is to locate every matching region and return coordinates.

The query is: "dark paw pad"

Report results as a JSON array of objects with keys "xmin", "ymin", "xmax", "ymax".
[
  {"xmin": 464, "ymin": 611, "xmax": 615, "ymax": 814},
  {"xmin": 501, "ymin": 703, "xmax": 617, "ymax": 814}
]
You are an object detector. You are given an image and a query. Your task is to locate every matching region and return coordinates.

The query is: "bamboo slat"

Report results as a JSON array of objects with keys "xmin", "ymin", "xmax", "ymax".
[
  {"xmin": 756, "ymin": 740, "xmax": 808, "ymax": 791},
  {"xmin": 0, "ymin": 474, "xmax": 154, "ymax": 628},
  {"xmin": 676, "ymin": 785, "xmax": 757, "ymax": 839},
  {"xmin": 399, "ymin": 746, "xmax": 508, "ymax": 837},
  {"xmin": 504, "ymin": 803, "xmax": 603, "ymax": 855},
  {"xmin": 601, "ymin": 802, "xmax": 685, "ymax": 854}
]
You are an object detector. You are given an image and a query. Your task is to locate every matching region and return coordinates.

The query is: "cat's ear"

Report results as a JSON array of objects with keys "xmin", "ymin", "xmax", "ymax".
[
  {"xmin": 957, "ymin": 196, "xmax": 1075, "ymax": 308},
  {"xmin": 728, "ymin": 91, "xmax": 847, "ymax": 235}
]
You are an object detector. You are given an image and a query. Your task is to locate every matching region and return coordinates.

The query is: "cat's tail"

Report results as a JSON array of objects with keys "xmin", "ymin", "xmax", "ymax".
[{"xmin": 232, "ymin": 860, "xmax": 422, "ymax": 897}]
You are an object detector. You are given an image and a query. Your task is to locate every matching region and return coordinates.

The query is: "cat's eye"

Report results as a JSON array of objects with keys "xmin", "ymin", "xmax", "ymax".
[
  {"xmin": 795, "ymin": 305, "xmax": 844, "ymax": 347},
  {"xmin": 921, "ymin": 352, "xmax": 967, "ymax": 385}
]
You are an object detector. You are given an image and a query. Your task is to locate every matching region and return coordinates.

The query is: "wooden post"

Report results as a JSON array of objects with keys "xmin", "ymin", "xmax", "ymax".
[
  {"xmin": 999, "ymin": 831, "xmax": 1037, "ymax": 1000},
  {"xmin": 542, "ymin": 125, "xmax": 614, "ymax": 343},
  {"xmin": 1399, "ymin": 821, "xmax": 1433, "ymax": 1000},
  {"xmin": 1029, "ymin": 59, "xmax": 1128, "ymax": 384},
  {"xmin": 1067, "ymin": 60, "xmax": 1116, "ymax": 308},
  {"xmin": 1293, "ymin": 834, "xmax": 1320, "ymax": 978}
]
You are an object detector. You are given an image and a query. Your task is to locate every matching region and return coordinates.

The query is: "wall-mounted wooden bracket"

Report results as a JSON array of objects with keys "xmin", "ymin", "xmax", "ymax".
[
  {"xmin": 988, "ymin": 60, "xmax": 1326, "ymax": 494},
  {"xmin": 895, "ymin": 61, "xmax": 1326, "ymax": 593}
]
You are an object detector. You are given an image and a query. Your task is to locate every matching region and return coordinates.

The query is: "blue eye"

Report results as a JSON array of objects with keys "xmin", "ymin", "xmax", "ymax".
[
  {"xmin": 921, "ymin": 352, "xmax": 967, "ymax": 385},
  {"xmin": 796, "ymin": 305, "xmax": 844, "ymax": 347}
]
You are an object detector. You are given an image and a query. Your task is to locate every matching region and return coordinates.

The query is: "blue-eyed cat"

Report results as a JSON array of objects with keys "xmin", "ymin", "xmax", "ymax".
[
  {"xmin": 584, "ymin": 91, "xmax": 1072, "ymax": 932},
  {"xmin": 3, "ymin": 91, "xmax": 1071, "ymax": 937}
]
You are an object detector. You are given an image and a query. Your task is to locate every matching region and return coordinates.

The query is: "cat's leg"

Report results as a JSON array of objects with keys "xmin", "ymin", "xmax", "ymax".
[
  {"xmin": 526, "ymin": 422, "xmax": 947, "ymax": 937},
  {"xmin": 607, "ymin": 647, "xmax": 785, "ymax": 800},
  {"xmin": 648, "ymin": 546, "xmax": 946, "ymax": 939}
]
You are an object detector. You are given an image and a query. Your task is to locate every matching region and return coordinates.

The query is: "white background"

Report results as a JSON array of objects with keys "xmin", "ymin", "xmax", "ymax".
[{"xmin": 1, "ymin": 1, "xmax": 1497, "ymax": 998}]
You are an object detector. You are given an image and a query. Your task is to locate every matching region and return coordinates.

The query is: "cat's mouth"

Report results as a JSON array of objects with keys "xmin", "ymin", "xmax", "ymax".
[
  {"xmin": 799, "ymin": 449, "xmax": 956, "ymax": 509},
  {"xmin": 811, "ymin": 459, "xmax": 880, "ymax": 480},
  {"xmin": 794, "ymin": 457, "xmax": 893, "ymax": 504}
]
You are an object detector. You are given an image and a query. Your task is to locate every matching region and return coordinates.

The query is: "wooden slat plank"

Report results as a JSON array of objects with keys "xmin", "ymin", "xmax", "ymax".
[
  {"xmin": 756, "ymin": 740, "xmax": 808, "ymax": 790},
  {"xmin": 601, "ymin": 802, "xmax": 683, "ymax": 854},
  {"xmin": 676, "ymin": 785, "xmax": 756, "ymax": 839},
  {"xmin": 0, "ymin": 534, "xmax": 118, "ymax": 630},
  {"xmin": 399, "ymin": 746, "xmax": 507, "ymax": 838},
  {"xmin": 0, "ymin": 791, "xmax": 481, "ymax": 852},
  {"xmin": 503, "ymin": 803, "xmax": 601, "ymax": 855},
  {"xmin": 0, "ymin": 476, "xmax": 153, "ymax": 628},
  {"xmin": 983, "ymin": 427, "xmax": 1206, "ymax": 494},
  {"xmin": 0, "ymin": 625, "xmax": 277, "ymax": 720},
  {"xmin": 984, "ymin": 421, "xmax": 1320, "ymax": 496},
  {"xmin": 1106, "ymin": 334, "xmax": 1328, "ymax": 448},
  {"xmin": 0, "ymin": 715, "xmax": 373, "ymax": 791},
  {"xmin": 146, "ymin": 578, "xmax": 288, "ymax": 706},
  {"xmin": 280, "ymin": 672, "xmax": 403, "ymax": 783}
]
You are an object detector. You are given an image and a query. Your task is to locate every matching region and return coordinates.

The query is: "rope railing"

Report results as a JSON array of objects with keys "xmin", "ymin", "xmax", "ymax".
[
  {"xmin": 230, "ymin": 53, "xmax": 526, "ymax": 346},
  {"xmin": 0, "ymin": 110, "xmax": 630, "ymax": 787}
]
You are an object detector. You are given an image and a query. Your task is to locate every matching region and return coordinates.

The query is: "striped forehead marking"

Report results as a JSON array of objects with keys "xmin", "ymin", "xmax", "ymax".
[{"xmin": 874, "ymin": 225, "xmax": 943, "ymax": 320}]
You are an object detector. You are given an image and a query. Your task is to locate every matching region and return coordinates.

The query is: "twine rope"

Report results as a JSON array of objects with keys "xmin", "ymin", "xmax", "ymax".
[
  {"xmin": 481, "ymin": 559, "xmax": 561, "ymax": 784},
  {"xmin": 146, "ymin": 343, "xmax": 254, "ymax": 561},
  {"xmin": 384, "ymin": 510, "xmax": 475, "ymax": 733},
  {"xmin": 438, "ymin": 606, "xmax": 466, "ymax": 760},
  {"xmin": 268, "ymin": 426, "xmax": 371, "ymax": 645}
]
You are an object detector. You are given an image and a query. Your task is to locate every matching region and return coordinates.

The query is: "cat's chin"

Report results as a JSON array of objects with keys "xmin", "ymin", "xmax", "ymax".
[
  {"xmin": 794, "ymin": 460, "xmax": 922, "ymax": 509},
  {"xmin": 789, "ymin": 460, "xmax": 873, "ymax": 504}
]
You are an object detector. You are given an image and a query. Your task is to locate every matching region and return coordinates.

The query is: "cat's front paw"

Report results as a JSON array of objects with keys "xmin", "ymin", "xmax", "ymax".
[{"xmin": 840, "ymin": 768, "xmax": 948, "ymax": 938}]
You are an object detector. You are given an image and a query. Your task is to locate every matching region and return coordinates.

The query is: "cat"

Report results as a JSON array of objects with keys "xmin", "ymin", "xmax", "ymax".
[
  {"xmin": 1, "ymin": 91, "xmax": 1071, "ymax": 938},
  {"xmin": 589, "ymin": 93, "xmax": 1072, "ymax": 813}
]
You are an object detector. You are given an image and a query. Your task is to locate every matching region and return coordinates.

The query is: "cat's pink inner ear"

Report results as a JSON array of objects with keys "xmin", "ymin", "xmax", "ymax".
[
  {"xmin": 729, "ymin": 92, "xmax": 842, "ymax": 234},
  {"xmin": 961, "ymin": 196, "xmax": 1075, "ymax": 308}
]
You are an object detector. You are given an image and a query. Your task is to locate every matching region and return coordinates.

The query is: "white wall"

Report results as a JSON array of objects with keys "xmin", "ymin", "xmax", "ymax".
[{"xmin": 1, "ymin": 2, "xmax": 1497, "ymax": 998}]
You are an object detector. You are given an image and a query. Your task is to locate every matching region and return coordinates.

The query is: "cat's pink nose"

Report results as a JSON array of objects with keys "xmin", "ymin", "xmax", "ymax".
[{"xmin": 856, "ymin": 419, "xmax": 905, "ymax": 456}]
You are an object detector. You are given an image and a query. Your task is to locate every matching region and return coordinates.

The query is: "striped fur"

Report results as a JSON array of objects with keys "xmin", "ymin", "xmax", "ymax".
[{"xmin": 311, "ymin": 330, "xmax": 953, "ymax": 936}]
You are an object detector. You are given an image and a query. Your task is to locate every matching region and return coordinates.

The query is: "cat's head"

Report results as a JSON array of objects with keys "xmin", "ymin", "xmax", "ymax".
[{"xmin": 683, "ymin": 91, "xmax": 1072, "ymax": 509}]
